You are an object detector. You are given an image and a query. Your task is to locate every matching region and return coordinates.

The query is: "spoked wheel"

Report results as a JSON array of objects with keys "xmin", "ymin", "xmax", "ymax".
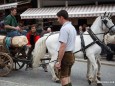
[
  {"xmin": 13, "ymin": 48, "xmax": 27, "ymax": 70},
  {"xmin": 0, "ymin": 52, "xmax": 13, "ymax": 77},
  {"xmin": 13, "ymin": 60, "xmax": 25, "ymax": 70}
]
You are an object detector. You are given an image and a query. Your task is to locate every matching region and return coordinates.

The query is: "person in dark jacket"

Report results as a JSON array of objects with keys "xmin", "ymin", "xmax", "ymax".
[
  {"xmin": 27, "ymin": 25, "xmax": 48, "ymax": 72},
  {"xmin": 26, "ymin": 25, "xmax": 40, "ymax": 67},
  {"xmin": 106, "ymin": 43, "xmax": 115, "ymax": 61}
]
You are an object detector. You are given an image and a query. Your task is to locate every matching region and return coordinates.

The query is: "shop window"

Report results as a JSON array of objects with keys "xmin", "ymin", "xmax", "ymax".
[
  {"xmin": 0, "ymin": 11, "xmax": 5, "ymax": 21},
  {"xmin": 5, "ymin": 0, "xmax": 30, "ymax": 3},
  {"xmin": 0, "ymin": 0, "xmax": 4, "ymax": 5},
  {"xmin": 78, "ymin": 19, "xmax": 87, "ymax": 26},
  {"xmin": 17, "ymin": 0, "xmax": 30, "ymax": 2},
  {"xmin": 5, "ymin": 0, "xmax": 16, "ymax": 3}
]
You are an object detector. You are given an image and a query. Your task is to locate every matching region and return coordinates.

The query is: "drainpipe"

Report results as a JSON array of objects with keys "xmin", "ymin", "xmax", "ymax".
[
  {"xmin": 65, "ymin": 1, "xmax": 68, "ymax": 7},
  {"xmin": 95, "ymin": 1, "xmax": 98, "ymax": 6},
  {"xmin": 37, "ymin": 0, "xmax": 43, "ymax": 31},
  {"xmin": 37, "ymin": 0, "xmax": 41, "ymax": 8}
]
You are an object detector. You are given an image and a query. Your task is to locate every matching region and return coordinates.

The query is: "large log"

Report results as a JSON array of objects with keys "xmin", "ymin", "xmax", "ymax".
[
  {"xmin": 0, "ymin": 35, "xmax": 6, "ymax": 45},
  {"xmin": 0, "ymin": 35, "xmax": 28, "ymax": 47},
  {"xmin": 12, "ymin": 36, "xmax": 28, "ymax": 47}
]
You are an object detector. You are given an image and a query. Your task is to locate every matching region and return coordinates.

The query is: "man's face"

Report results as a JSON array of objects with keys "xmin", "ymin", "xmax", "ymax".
[
  {"xmin": 57, "ymin": 16, "xmax": 63, "ymax": 25},
  {"xmin": 31, "ymin": 26, "xmax": 36, "ymax": 33},
  {"xmin": 11, "ymin": 9, "xmax": 17, "ymax": 16}
]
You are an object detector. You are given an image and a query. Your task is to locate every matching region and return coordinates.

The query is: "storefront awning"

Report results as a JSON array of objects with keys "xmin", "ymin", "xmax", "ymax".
[
  {"xmin": 0, "ymin": 3, "xmax": 18, "ymax": 10},
  {"xmin": 21, "ymin": 4, "xmax": 115, "ymax": 19}
]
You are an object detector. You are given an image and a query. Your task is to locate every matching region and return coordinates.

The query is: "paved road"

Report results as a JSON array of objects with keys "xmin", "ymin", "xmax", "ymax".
[{"xmin": 0, "ymin": 61, "xmax": 115, "ymax": 86}]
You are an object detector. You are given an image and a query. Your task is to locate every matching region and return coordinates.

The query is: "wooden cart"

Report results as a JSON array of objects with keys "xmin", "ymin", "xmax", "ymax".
[
  {"xmin": 0, "ymin": 44, "xmax": 31, "ymax": 76},
  {"xmin": 0, "ymin": 43, "xmax": 51, "ymax": 77}
]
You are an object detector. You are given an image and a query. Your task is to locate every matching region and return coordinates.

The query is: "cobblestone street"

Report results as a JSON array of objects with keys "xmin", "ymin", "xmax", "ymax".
[{"xmin": 0, "ymin": 61, "xmax": 115, "ymax": 86}]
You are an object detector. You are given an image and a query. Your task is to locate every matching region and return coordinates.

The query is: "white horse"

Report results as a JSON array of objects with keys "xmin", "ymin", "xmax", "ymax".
[{"xmin": 32, "ymin": 14, "xmax": 115, "ymax": 85}]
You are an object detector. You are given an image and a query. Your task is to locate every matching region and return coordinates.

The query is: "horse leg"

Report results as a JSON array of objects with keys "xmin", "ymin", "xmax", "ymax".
[
  {"xmin": 96, "ymin": 57, "xmax": 103, "ymax": 86},
  {"xmin": 87, "ymin": 54, "xmax": 98, "ymax": 84},
  {"xmin": 48, "ymin": 55, "xmax": 60, "ymax": 82},
  {"xmin": 87, "ymin": 59, "xmax": 93, "ymax": 85},
  {"xmin": 88, "ymin": 54, "xmax": 103, "ymax": 86},
  {"xmin": 49, "ymin": 62, "xmax": 60, "ymax": 82},
  {"xmin": 97, "ymin": 57, "xmax": 101, "ymax": 81}
]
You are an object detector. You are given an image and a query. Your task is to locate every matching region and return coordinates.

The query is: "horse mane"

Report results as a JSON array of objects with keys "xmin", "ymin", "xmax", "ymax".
[
  {"xmin": 91, "ymin": 16, "xmax": 101, "ymax": 31},
  {"xmin": 32, "ymin": 35, "xmax": 48, "ymax": 68}
]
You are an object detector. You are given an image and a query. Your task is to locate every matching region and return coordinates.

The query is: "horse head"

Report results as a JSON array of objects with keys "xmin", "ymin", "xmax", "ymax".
[{"xmin": 101, "ymin": 12, "xmax": 115, "ymax": 35}]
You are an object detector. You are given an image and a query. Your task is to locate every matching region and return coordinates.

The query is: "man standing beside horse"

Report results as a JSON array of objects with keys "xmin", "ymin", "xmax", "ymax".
[{"xmin": 55, "ymin": 10, "xmax": 77, "ymax": 86}]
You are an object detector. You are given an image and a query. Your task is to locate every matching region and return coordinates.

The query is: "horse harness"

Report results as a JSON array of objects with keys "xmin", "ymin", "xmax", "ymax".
[
  {"xmin": 44, "ymin": 29, "xmax": 113, "ymax": 61},
  {"xmin": 74, "ymin": 29, "xmax": 113, "ymax": 60}
]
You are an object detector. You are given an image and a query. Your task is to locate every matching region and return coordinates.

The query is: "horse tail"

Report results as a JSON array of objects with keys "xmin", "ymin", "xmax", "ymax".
[{"xmin": 32, "ymin": 36, "xmax": 47, "ymax": 68}]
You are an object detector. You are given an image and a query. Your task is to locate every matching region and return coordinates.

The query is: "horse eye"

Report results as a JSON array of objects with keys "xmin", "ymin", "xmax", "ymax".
[{"xmin": 103, "ymin": 20, "xmax": 108, "ymax": 24}]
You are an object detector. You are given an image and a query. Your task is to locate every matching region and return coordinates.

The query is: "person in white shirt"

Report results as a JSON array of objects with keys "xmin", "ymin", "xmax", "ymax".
[{"xmin": 55, "ymin": 10, "xmax": 77, "ymax": 86}]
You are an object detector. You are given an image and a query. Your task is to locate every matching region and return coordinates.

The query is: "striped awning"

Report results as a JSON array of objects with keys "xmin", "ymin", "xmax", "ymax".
[
  {"xmin": 0, "ymin": 3, "xmax": 18, "ymax": 10},
  {"xmin": 21, "ymin": 4, "xmax": 115, "ymax": 19}
]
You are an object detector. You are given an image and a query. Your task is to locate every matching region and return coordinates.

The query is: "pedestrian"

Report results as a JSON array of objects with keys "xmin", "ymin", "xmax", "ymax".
[
  {"xmin": 82, "ymin": 24, "xmax": 87, "ymax": 32},
  {"xmin": 19, "ymin": 21, "xmax": 27, "ymax": 36},
  {"xmin": 40, "ymin": 26, "xmax": 52, "ymax": 37},
  {"xmin": 4, "ymin": 7, "xmax": 23, "ymax": 37},
  {"xmin": 104, "ymin": 33, "xmax": 115, "ymax": 61},
  {"xmin": 26, "ymin": 25, "xmax": 40, "ymax": 68},
  {"xmin": 79, "ymin": 25, "xmax": 83, "ymax": 34},
  {"xmin": 106, "ymin": 43, "xmax": 115, "ymax": 61},
  {"xmin": 55, "ymin": 10, "xmax": 77, "ymax": 86}
]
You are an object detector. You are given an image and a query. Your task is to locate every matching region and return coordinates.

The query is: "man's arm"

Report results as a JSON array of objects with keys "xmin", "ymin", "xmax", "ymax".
[
  {"xmin": 4, "ymin": 15, "xmax": 19, "ymax": 30},
  {"xmin": 57, "ymin": 42, "xmax": 66, "ymax": 63},
  {"xmin": 4, "ymin": 25, "xmax": 16, "ymax": 30},
  {"xmin": 5, "ymin": 25, "xmax": 20, "ymax": 30}
]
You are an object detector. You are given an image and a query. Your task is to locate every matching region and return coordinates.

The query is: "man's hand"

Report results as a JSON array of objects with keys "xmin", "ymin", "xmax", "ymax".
[
  {"xmin": 55, "ymin": 62, "xmax": 61, "ymax": 69},
  {"xmin": 27, "ymin": 45, "xmax": 31, "ymax": 48},
  {"xmin": 15, "ymin": 26, "xmax": 20, "ymax": 30}
]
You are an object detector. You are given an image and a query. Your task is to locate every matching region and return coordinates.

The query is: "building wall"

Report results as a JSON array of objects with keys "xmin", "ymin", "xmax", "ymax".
[
  {"xmin": 40, "ymin": 0, "xmax": 115, "ymax": 30},
  {"xmin": 42, "ymin": 0, "xmax": 115, "ymax": 7}
]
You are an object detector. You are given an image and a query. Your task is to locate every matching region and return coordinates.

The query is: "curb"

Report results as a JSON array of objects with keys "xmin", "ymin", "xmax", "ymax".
[{"xmin": 76, "ymin": 59, "xmax": 115, "ymax": 66}]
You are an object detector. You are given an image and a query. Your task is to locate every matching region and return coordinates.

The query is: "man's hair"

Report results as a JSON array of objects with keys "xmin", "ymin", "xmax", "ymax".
[
  {"xmin": 31, "ymin": 24, "xmax": 36, "ymax": 29},
  {"xmin": 56, "ymin": 10, "xmax": 69, "ymax": 20},
  {"xmin": 10, "ymin": 7, "xmax": 17, "ymax": 12}
]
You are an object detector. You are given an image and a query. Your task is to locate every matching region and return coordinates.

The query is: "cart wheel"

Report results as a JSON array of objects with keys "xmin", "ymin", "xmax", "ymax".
[
  {"xmin": 14, "ymin": 61, "xmax": 25, "ymax": 70},
  {"xmin": 13, "ymin": 49, "xmax": 27, "ymax": 70},
  {"xmin": 0, "ymin": 52, "xmax": 13, "ymax": 77}
]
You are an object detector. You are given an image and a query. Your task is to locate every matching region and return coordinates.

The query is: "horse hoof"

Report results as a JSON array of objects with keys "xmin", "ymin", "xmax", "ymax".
[
  {"xmin": 55, "ymin": 80, "xmax": 60, "ymax": 83},
  {"xmin": 88, "ymin": 80, "xmax": 92, "ymax": 85},
  {"xmin": 97, "ymin": 83, "xmax": 103, "ymax": 86},
  {"xmin": 44, "ymin": 68, "xmax": 48, "ymax": 72},
  {"xmin": 97, "ymin": 77, "xmax": 101, "ymax": 80},
  {"xmin": 52, "ymin": 77, "xmax": 60, "ymax": 83}
]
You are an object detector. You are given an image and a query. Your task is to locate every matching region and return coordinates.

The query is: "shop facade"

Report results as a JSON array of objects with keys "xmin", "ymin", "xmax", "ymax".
[
  {"xmin": 0, "ymin": 0, "xmax": 115, "ymax": 32},
  {"xmin": 21, "ymin": 0, "xmax": 115, "ymax": 31}
]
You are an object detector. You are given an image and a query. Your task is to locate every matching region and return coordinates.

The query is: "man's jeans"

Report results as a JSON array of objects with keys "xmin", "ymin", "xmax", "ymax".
[
  {"xmin": 7, "ymin": 30, "xmax": 21, "ymax": 37},
  {"xmin": 21, "ymin": 30, "xmax": 27, "ymax": 36}
]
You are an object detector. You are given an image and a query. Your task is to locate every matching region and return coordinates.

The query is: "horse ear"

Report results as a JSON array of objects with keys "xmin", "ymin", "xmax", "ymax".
[
  {"xmin": 109, "ymin": 13, "xmax": 112, "ymax": 19},
  {"xmin": 101, "ymin": 16, "xmax": 104, "ymax": 19},
  {"xmin": 107, "ymin": 12, "xmax": 110, "ymax": 17},
  {"xmin": 104, "ymin": 12, "xmax": 106, "ymax": 17},
  {"xmin": 102, "ymin": 12, "xmax": 107, "ymax": 19}
]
